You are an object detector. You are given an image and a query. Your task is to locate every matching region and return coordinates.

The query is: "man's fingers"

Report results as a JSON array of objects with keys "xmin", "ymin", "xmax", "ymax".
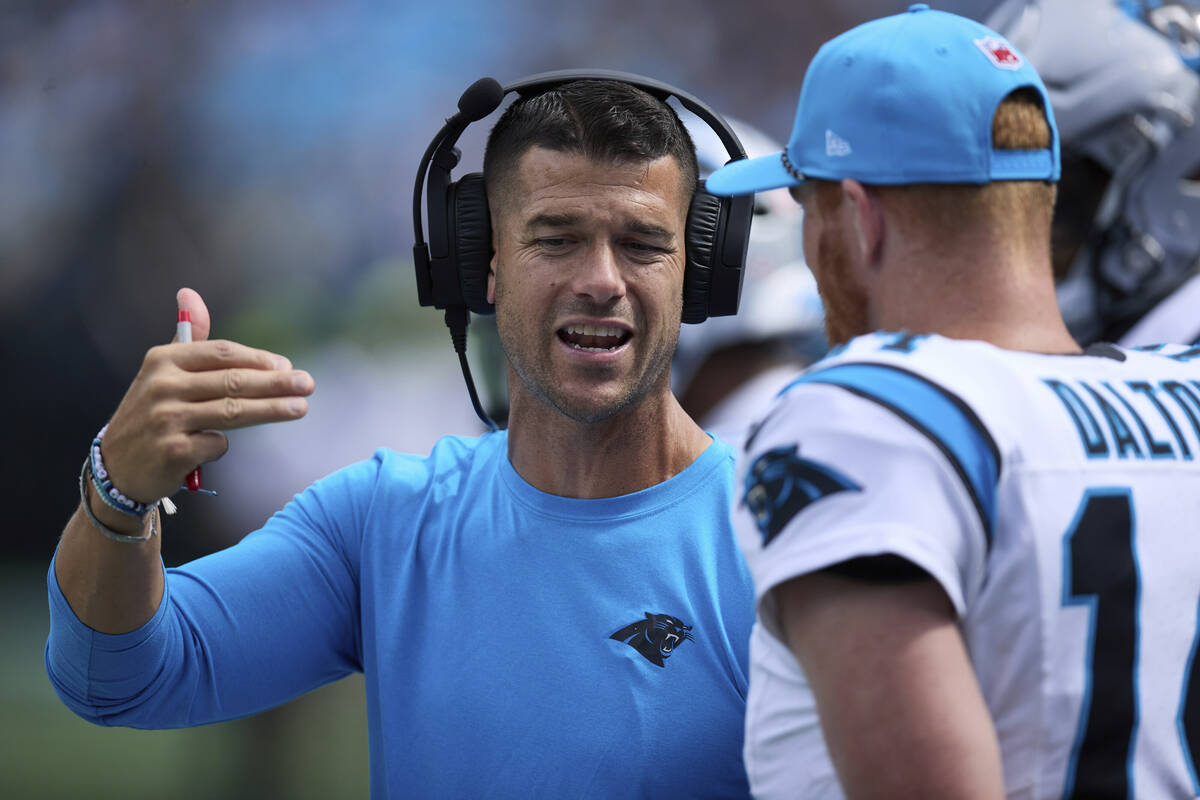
[
  {"xmin": 177, "ymin": 368, "xmax": 314, "ymax": 402},
  {"xmin": 185, "ymin": 395, "xmax": 310, "ymax": 432},
  {"xmin": 188, "ymin": 430, "xmax": 230, "ymax": 467},
  {"xmin": 157, "ymin": 339, "xmax": 293, "ymax": 373}
]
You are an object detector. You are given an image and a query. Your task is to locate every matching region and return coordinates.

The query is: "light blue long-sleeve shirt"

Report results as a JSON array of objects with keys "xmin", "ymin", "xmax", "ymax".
[{"xmin": 47, "ymin": 432, "xmax": 754, "ymax": 798}]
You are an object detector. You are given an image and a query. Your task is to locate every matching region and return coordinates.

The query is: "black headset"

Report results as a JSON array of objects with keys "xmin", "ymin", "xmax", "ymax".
[{"xmin": 411, "ymin": 69, "xmax": 754, "ymax": 429}]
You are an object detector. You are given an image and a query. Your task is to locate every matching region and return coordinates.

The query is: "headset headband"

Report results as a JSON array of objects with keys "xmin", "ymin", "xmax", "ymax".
[
  {"xmin": 412, "ymin": 70, "xmax": 749, "ymax": 306},
  {"xmin": 504, "ymin": 70, "xmax": 747, "ymax": 161}
]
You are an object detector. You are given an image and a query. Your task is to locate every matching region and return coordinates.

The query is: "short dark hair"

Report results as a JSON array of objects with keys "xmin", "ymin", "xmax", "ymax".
[{"xmin": 482, "ymin": 79, "xmax": 699, "ymax": 202}]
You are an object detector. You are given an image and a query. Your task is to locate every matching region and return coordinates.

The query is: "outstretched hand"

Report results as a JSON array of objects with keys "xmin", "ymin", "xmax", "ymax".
[{"xmin": 98, "ymin": 287, "xmax": 315, "ymax": 504}]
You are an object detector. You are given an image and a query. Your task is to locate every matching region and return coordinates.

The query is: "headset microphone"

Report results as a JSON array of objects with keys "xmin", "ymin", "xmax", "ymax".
[
  {"xmin": 454, "ymin": 77, "xmax": 505, "ymax": 125},
  {"xmin": 411, "ymin": 78, "xmax": 507, "ymax": 432},
  {"xmin": 411, "ymin": 71, "xmax": 753, "ymax": 432},
  {"xmin": 412, "ymin": 77, "xmax": 505, "ymax": 310}
]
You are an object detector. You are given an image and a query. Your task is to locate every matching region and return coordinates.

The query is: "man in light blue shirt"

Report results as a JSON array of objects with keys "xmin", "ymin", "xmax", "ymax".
[{"xmin": 47, "ymin": 75, "xmax": 755, "ymax": 798}]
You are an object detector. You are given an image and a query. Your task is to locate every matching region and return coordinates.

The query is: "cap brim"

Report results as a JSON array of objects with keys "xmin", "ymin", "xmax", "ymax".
[{"xmin": 704, "ymin": 152, "xmax": 801, "ymax": 196}]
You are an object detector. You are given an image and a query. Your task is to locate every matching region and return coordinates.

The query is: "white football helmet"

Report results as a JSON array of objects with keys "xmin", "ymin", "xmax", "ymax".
[
  {"xmin": 987, "ymin": 0, "xmax": 1200, "ymax": 344},
  {"xmin": 671, "ymin": 113, "xmax": 825, "ymax": 396}
]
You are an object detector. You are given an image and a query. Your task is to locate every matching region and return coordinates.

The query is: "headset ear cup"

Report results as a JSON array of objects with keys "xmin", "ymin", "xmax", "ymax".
[
  {"xmin": 453, "ymin": 173, "xmax": 494, "ymax": 315},
  {"xmin": 682, "ymin": 187, "xmax": 725, "ymax": 324}
]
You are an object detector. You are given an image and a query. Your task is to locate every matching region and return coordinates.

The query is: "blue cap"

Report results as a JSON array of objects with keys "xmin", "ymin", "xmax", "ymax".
[{"xmin": 706, "ymin": 4, "xmax": 1060, "ymax": 195}]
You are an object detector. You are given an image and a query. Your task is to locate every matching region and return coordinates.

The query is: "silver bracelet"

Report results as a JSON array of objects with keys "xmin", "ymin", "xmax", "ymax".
[{"xmin": 79, "ymin": 458, "xmax": 159, "ymax": 543}]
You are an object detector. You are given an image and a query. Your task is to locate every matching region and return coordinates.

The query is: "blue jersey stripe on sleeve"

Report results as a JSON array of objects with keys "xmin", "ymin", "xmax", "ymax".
[{"xmin": 782, "ymin": 362, "xmax": 1000, "ymax": 547}]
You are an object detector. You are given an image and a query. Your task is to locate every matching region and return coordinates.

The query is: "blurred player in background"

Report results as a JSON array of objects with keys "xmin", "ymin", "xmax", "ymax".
[
  {"xmin": 707, "ymin": 5, "xmax": 1200, "ymax": 798},
  {"xmin": 673, "ymin": 116, "xmax": 827, "ymax": 445},
  {"xmin": 987, "ymin": 0, "xmax": 1200, "ymax": 346}
]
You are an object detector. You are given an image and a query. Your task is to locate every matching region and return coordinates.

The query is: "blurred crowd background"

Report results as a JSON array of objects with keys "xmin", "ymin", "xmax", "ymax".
[{"xmin": 0, "ymin": 0, "xmax": 1052, "ymax": 797}]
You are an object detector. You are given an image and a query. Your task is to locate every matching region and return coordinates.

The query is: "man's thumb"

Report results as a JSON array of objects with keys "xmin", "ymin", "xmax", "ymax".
[{"xmin": 175, "ymin": 287, "xmax": 212, "ymax": 342}]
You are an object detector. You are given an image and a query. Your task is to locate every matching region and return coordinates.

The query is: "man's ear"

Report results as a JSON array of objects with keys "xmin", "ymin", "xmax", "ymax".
[
  {"xmin": 487, "ymin": 256, "xmax": 497, "ymax": 305},
  {"xmin": 841, "ymin": 178, "xmax": 884, "ymax": 267},
  {"xmin": 486, "ymin": 224, "xmax": 499, "ymax": 305}
]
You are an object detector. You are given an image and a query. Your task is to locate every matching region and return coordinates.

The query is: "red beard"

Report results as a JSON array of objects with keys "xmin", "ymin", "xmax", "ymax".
[{"xmin": 814, "ymin": 216, "xmax": 870, "ymax": 347}]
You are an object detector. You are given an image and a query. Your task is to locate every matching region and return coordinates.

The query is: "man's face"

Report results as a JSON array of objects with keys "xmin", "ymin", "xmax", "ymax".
[
  {"xmin": 488, "ymin": 147, "xmax": 690, "ymax": 424},
  {"xmin": 792, "ymin": 182, "xmax": 870, "ymax": 347}
]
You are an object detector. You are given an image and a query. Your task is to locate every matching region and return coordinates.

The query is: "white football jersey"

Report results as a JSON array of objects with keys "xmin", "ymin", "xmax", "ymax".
[{"xmin": 734, "ymin": 331, "xmax": 1200, "ymax": 800}]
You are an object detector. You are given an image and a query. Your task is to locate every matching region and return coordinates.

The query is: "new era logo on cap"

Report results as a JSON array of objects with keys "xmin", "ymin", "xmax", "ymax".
[
  {"xmin": 974, "ymin": 36, "xmax": 1023, "ymax": 70},
  {"xmin": 825, "ymin": 129, "xmax": 852, "ymax": 157}
]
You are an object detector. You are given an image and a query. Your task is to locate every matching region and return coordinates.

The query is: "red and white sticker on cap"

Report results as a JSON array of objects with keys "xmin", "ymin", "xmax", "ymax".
[{"xmin": 974, "ymin": 36, "xmax": 1023, "ymax": 70}]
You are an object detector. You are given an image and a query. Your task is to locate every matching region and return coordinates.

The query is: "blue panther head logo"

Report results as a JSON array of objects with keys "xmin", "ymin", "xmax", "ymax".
[
  {"xmin": 743, "ymin": 444, "xmax": 861, "ymax": 546},
  {"xmin": 609, "ymin": 613, "xmax": 694, "ymax": 668}
]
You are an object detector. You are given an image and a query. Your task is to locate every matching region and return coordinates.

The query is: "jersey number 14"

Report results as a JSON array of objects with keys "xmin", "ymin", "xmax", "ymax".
[{"xmin": 1062, "ymin": 489, "xmax": 1200, "ymax": 798}]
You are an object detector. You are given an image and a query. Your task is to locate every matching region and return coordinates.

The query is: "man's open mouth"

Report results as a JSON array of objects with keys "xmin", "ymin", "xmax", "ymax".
[{"xmin": 558, "ymin": 324, "xmax": 631, "ymax": 352}]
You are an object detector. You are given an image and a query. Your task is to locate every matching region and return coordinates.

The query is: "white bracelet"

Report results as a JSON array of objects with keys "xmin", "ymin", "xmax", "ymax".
[{"xmin": 89, "ymin": 425, "xmax": 157, "ymax": 517}]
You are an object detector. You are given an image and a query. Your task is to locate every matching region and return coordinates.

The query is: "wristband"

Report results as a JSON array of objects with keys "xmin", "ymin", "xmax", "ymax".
[
  {"xmin": 89, "ymin": 424, "xmax": 154, "ymax": 518},
  {"xmin": 79, "ymin": 458, "xmax": 158, "ymax": 543}
]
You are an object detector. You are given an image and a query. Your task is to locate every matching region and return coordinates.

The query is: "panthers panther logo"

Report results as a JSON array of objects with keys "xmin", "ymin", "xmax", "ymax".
[
  {"xmin": 609, "ymin": 613, "xmax": 694, "ymax": 667},
  {"xmin": 743, "ymin": 444, "xmax": 861, "ymax": 546}
]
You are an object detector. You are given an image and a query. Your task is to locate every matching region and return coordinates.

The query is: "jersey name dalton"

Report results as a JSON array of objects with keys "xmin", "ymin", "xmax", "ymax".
[{"xmin": 1044, "ymin": 351, "xmax": 1200, "ymax": 460}]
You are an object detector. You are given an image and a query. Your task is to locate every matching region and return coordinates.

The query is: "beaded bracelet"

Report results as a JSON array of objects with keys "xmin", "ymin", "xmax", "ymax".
[
  {"xmin": 89, "ymin": 424, "xmax": 155, "ymax": 518},
  {"xmin": 79, "ymin": 458, "xmax": 158, "ymax": 543}
]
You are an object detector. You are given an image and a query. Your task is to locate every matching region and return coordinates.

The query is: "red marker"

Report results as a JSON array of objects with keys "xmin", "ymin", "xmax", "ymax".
[{"xmin": 176, "ymin": 310, "xmax": 205, "ymax": 493}]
